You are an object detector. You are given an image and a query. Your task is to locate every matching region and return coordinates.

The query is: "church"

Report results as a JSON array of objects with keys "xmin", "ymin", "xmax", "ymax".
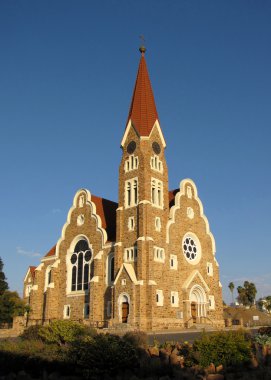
[{"xmin": 24, "ymin": 47, "xmax": 224, "ymax": 330}]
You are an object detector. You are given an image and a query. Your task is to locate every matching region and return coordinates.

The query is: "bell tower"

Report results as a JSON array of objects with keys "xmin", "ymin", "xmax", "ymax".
[{"xmin": 114, "ymin": 47, "xmax": 169, "ymax": 329}]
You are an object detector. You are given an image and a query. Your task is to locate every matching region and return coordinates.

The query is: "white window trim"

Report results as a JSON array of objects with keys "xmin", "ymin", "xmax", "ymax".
[
  {"xmin": 125, "ymin": 177, "xmax": 138, "ymax": 208},
  {"xmin": 154, "ymin": 246, "xmax": 165, "ymax": 263},
  {"xmin": 63, "ymin": 304, "xmax": 71, "ymax": 319},
  {"xmin": 151, "ymin": 177, "xmax": 163, "ymax": 208},
  {"xmin": 128, "ymin": 216, "xmax": 135, "ymax": 231},
  {"xmin": 207, "ymin": 262, "xmax": 213, "ymax": 277},
  {"xmin": 209, "ymin": 295, "xmax": 215, "ymax": 310},
  {"xmin": 125, "ymin": 154, "xmax": 139, "ymax": 172},
  {"xmin": 124, "ymin": 246, "xmax": 137, "ymax": 262},
  {"xmin": 171, "ymin": 291, "xmax": 179, "ymax": 307},
  {"xmin": 150, "ymin": 155, "xmax": 163, "ymax": 173},
  {"xmin": 156, "ymin": 289, "xmax": 164, "ymax": 306},
  {"xmin": 170, "ymin": 254, "xmax": 178, "ymax": 270},
  {"xmin": 155, "ymin": 217, "xmax": 161, "ymax": 232}
]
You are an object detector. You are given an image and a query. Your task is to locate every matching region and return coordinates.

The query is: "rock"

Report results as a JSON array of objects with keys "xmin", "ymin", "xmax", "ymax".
[
  {"xmin": 169, "ymin": 352, "xmax": 180, "ymax": 365},
  {"xmin": 148, "ymin": 346, "xmax": 160, "ymax": 357},
  {"xmin": 249, "ymin": 355, "xmax": 259, "ymax": 368},
  {"xmin": 206, "ymin": 363, "xmax": 215, "ymax": 374}
]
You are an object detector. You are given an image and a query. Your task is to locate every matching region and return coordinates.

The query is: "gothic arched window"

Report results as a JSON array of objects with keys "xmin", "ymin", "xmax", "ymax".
[{"xmin": 70, "ymin": 240, "xmax": 92, "ymax": 291}]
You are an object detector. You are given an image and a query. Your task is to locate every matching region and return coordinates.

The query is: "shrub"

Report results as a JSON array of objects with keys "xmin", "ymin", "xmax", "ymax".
[
  {"xmin": 193, "ymin": 330, "xmax": 252, "ymax": 368},
  {"xmin": 122, "ymin": 331, "xmax": 148, "ymax": 348},
  {"xmin": 20, "ymin": 325, "xmax": 44, "ymax": 341},
  {"xmin": 69, "ymin": 333, "xmax": 139, "ymax": 378},
  {"xmin": 38, "ymin": 320, "xmax": 96, "ymax": 346},
  {"xmin": 258, "ymin": 327, "xmax": 271, "ymax": 336},
  {"xmin": 254, "ymin": 334, "xmax": 271, "ymax": 346}
]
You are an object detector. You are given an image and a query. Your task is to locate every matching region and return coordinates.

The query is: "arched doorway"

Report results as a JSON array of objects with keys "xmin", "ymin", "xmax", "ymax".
[
  {"xmin": 118, "ymin": 294, "xmax": 130, "ymax": 323},
  {"xmin": 189, "ymin": 285, "xmax": 207, "ymax": 323}
]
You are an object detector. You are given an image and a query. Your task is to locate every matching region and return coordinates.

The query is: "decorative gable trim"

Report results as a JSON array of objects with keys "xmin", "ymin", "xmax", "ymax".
[
  {"xmin": 54, "ymin": 189, "xmax": 108, "ymax": 258},
  {"xmin": 114, "ymin": 263, "xmax": 138, "ymax": 285},
  {"xmin": 149, "ymin": 121, "xmax": 166, "ymax": 148},
  {"xmin": 120, "ymin": 120, "xmax": 140, "ymax": 148},
  {"xmin": 166, "ymin": 179, "xmax": 216, "ymax": 256},
  {"xmin": 182, "ymin": 270, "xmax": 210, "ymax": 292}
]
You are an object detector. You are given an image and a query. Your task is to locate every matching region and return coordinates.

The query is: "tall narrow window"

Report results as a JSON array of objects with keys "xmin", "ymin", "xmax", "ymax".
[
  {"xmin": 107, "ymin": 253, "xmax": 115, "ymax": 285},
  {"xmin": 70, "ymin": 240, "xmax": 92, "ymax": 292},
  {"xmin": 151, "ymin": 178, "xmax": 163, "ymax": 208},
  {"xmin": 125, "ymin": 178, "xmax": 138, "ymax": 208}
]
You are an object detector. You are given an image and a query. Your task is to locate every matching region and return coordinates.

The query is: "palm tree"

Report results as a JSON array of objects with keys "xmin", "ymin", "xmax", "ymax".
[{"xmin": 228, "ymin": 282, "xmax": 235, "ymax": 305}]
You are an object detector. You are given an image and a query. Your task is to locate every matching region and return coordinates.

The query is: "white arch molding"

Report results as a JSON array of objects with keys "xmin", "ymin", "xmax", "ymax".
[
  {"xmin": 118, "ymin": 292, "xmax": 130, "ymax": 323},
  {"xmin": 189, "ymin": 284, "xmax": 207, "ymax": 318}
]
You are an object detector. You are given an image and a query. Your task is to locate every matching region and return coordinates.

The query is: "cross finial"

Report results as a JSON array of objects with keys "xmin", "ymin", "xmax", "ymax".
[{"xmin": 139, "ymin": 35, "xmax": 146, "ymax": 55}]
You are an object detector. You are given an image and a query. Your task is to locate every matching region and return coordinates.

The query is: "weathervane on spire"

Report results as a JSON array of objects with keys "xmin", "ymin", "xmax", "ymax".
[{"xmin": 139, "ymin": 35, "xmax": 146, "ymax": 55}]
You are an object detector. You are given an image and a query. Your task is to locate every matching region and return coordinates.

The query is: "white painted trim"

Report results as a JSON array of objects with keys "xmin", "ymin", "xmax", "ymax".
[
  {"xmin": 35, "ymin": 263, "xmax": 44, "ymax": 271},
  {"xmin": 148, "ymin": 280, "xmax": 157, "ymax": 285},
  {"xmin": 94, "ymin": 250, "xmax": 103, "ymax": 260},
  {"xmin": 182, "ymin": 270, "xmax": 210, "ymax": 292},
  {"xmin": 120, "ymin": 120, "xmax": 140, "ymax": 147},
  {"xmin": 138, "ymin": 200, "xmax": 151, "ymax": 205},
  {"xmin": 114, "ymin": 263, "xmax": 138, "ymax": 285},
  {"xmin": 90, "ymin": 276, "xmax": 99, "ymax": 283},
  {"xmin": 150, "ymin": 121, "xmax": 166, "ymax": 148},
  {"xmin": 54, "ymin": 189, "xmax": 109, "ymax": 259},
  {"xmin": 23, "ymin": 268, "xmax": 32, "ymax": 283},
  {"xmin": 166, "ymin": 179, "xmax": 217, "ymax": 259},
  {"xmin": 51, "ymin": 259, "xmax": 60, "ymax": 268},
  {"xmin": 41, "ymin": 256, "xmax": 56, "ymax": 263}
]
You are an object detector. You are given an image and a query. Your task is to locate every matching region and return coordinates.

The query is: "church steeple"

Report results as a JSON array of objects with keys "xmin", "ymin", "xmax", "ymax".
[{"xmin": 126, "ymin": 47, "xmax": 159, "ymax": 137}]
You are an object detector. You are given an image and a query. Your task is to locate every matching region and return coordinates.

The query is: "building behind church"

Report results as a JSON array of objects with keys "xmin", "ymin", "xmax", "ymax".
[{"xmin": 24, "ymin": 47, "xmax": 224, "ymax": 330}]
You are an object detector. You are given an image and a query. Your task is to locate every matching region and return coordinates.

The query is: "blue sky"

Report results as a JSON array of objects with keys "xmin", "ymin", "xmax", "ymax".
[{"xmin": 0, "ymin": 1, "xmax": 270, "ymax": 304}]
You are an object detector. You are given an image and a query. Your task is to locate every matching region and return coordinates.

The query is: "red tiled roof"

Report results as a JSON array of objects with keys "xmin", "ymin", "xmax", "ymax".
[
  {"xmin": 91, "ymin": 195, "xmax": 117, "ymax": 242},
  {"xmin": 45, "ymin": 245, "xmax": 56, "ymax": 257},
  {"xmin": 126, "ymin": 51, "xmax": 159, "ymax": 137},
  {"xmin": 169, "ymin": 189, "xmax": 179, "ymax": 209}
]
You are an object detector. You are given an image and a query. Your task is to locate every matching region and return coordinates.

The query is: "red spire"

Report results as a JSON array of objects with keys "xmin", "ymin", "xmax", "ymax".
[{"xmin": 127, "ymin": 47, "xmax": 159, "ymax": 136}]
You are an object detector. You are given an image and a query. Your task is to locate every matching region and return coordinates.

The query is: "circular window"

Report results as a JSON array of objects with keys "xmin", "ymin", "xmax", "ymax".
[
  {"xmin": 152, "ymin": 142, "xmax": 161, "ymax": 154},
  {"xmin": 182, "ymin": 233, "xmax": 201, "ymax": 264},
  {"xmin": 84, "ymin": 250, "xmax": 92, "ymax": 262},
  {"xmin": 70, "ymin": 254, "xmax": 77, "ymax": 264},
  {"xmin": 127, "ymin": 141, "xmax": 136, "ymax": 154}
]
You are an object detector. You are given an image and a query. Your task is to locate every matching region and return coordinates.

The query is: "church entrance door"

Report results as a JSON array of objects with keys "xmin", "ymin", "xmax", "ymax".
[
  {"xmin": 122, "ymin": 302, "xmax": 129, "ymax": 323},
  {"xmin": 191, "ymin": 302, "xmax": 197, "ymax": 323}
]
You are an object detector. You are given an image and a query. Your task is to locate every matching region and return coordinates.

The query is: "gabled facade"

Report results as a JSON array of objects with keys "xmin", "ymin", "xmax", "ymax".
[{"xmin": 24, "ymin": 48, "xmax": 224, "ymax": 330}]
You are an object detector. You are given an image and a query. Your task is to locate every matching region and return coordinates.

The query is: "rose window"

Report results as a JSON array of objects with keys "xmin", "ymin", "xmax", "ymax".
[{"xmin": 182, "ymin": 233, "xmax": 201, "ymax": 264}]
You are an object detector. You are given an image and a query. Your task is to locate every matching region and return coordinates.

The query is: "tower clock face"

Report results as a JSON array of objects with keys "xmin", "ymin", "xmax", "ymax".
[
  {"xmin": 127, "ymin": 141, "xmax": 136, "ymax": 154},
  {"xmin": 152, "ymin": 142, "xmax": 161, "ymax": 154}
]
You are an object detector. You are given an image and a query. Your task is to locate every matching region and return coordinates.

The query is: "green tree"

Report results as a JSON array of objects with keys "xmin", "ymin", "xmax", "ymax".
[
  {"xmin": 237, "ymin": 281, "xmax": 257, "ymax": 307},
  {"xmin": 258, "ymin": 296, "xmax": 271, "ymax": 313},
  {"xmin": 0, "ymin": 290, "xmax": 26, "ymax": 323},
  {"xmin": 0, "ymin": 257, "xmax": 8, "ymax": 295},
  {"xmin": 228, "ymin": 282, "xmax": 235, "ymax": 304}
]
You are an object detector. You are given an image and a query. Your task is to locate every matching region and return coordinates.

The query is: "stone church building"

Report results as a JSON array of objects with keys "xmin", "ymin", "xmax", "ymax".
[{"xmin": 24, "ymin": 47, "xmax": 224, "ymax": 330}]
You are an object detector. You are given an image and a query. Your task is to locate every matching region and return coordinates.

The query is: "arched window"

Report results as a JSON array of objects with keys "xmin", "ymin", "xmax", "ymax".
[
  {"xmin": 70, "ymin": 240, "xmax": 92, "ymax": 291},
  {"xmin": 107, "ymin": 253, "xmax": 115, "ymax": 285}
]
